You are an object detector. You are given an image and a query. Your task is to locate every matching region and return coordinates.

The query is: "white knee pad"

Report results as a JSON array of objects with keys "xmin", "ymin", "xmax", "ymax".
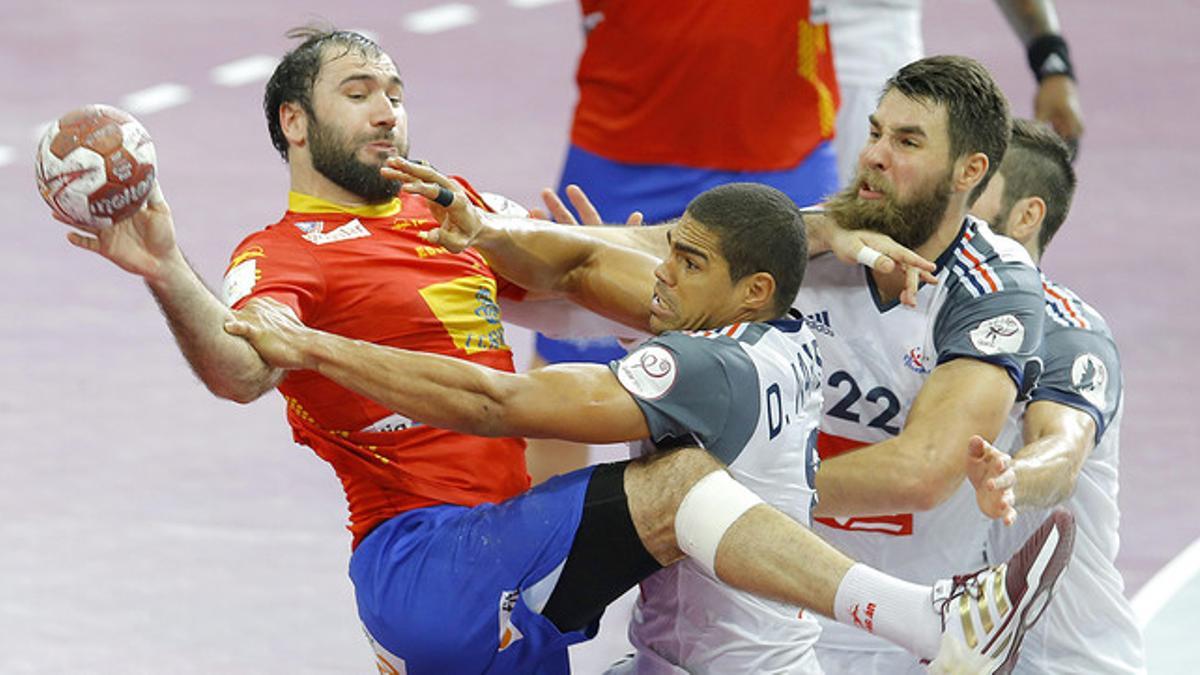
[{"xmin": 674, "ymin": 470, "xmax": 764, "ymax": 577}]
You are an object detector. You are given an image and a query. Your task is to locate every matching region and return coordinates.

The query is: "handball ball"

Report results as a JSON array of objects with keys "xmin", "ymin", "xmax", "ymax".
[{"xmin": 35, "ymin": 104, "xmax": 157, "ymax": 227}]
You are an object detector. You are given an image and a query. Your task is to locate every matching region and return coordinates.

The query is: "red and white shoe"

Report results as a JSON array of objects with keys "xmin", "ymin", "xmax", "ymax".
[{"xmin": 928, "ymin": 508, "xmax": 1075, "ymax": 674}]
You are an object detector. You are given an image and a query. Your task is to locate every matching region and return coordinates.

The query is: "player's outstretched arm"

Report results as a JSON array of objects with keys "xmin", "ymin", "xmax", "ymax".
[
  {"xmin": 993, "ymin": 0, "xmax": 1084, "ymax": 146},
  {"xmin": 529, "ymin": 184, "xmax": 671, "ymax": 259},
  {"xmin": 1007, "ymin": 400, "xmax": 1094, "ymax": 509},
  {"xmin": 801, "ymin": 210, "xmax": 937, "ymax": 307},
  {"xmin": 814, "ymin": 359, "xmax": 1019, "ymax": 516},
  {"xmin": 225, "ymin": 297, "xmax": 651, "ymax": 443},
  {"xmin": 384, "ymin": 158, "xmax": 658, "ymax": 332},
  {"xmin": 65, "ymin": 185, "xmax": 282, "ymax": 403}
]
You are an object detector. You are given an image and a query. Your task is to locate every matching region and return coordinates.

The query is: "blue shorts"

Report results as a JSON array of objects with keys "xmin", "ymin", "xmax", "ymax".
[
  {"xmin": 536, "ymin": 142, "xmax": 839, "ymax": 364},
  {"xmin": 350, "ymin": 467, "xmax": 599, "ymax": 675}
]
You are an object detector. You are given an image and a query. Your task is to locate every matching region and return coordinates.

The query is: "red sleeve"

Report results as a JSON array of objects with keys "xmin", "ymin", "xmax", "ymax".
[{"xmin": 223, "ymin": 231, "xmax": 325, "ymax": 321}]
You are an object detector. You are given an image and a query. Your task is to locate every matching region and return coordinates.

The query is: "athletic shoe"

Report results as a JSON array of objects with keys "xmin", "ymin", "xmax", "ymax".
[{"xmin": 928, "ymin": 508, "xmax": 1075, "ymax": 674}]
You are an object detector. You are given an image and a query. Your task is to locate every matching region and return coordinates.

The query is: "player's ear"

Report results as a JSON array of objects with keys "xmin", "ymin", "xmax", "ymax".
[
  {"xmin": 954, "ymin": 152, "xmax": 989, "ymax": 196},
  {"xmin": 1008, "ymin": 196, "xmax": 1046, "ymax": 246},
  {"xmin": 280, "ymin": 102, "xmax": 308, "ymax": 149},
  {"xmin": 740, "ymin": 272, "xmax": 776, "ymax": 314}
]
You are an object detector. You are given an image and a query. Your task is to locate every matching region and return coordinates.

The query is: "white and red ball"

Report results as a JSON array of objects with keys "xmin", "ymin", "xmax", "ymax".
[{"xmin": 35, "ymin": 104, "xmax": 157, "ymax": 228}]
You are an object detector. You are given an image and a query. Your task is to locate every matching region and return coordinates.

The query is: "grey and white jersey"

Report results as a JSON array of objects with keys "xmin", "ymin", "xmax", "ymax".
[
  {"xmin": 794, "ymin": 217, "xmax": 1044, "ymax": 663},
  {"xmin": 609, "ymin": 318, "xmax": 825, "ymax": 674},
  {"xmin": 988, "ymin": 276, "xmax": 1146, "ymax": 674}
]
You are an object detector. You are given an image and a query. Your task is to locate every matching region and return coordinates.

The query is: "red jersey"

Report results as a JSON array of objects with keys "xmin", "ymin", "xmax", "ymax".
[
  {"xmin": 223, "ymin": 186, "xmax": 530, "ymax": 548},
  {"xmin": 570, "ymin": 0, "xmax": 839, "ymax": 171}
]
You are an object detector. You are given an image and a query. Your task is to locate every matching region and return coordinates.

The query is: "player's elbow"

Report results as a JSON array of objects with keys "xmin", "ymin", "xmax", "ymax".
[{"xmin": 204, "ymin": 372, "xmax": 275, "ymax": 405}]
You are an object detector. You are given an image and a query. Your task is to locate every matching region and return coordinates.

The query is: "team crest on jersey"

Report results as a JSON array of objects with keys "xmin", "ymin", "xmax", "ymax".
[
  {"xmin": 969, "ymin": 314, "xmax": 1025, "ymax": 355},
  {"xmin": 616, "ymin": 345, "xmax": 678, "ymax": 400},
  {"xmin": 497, "ymin": 590, "xmax": 524, "ymax": 652},
  {"xmin": 903, "ymin": 347, "xmax": 930, "ymax": 374},
  {"xmin": 292, "ymin": 220, "xmax": 323, "ymax": 235},
  {"xmin": 1072, "ymin": 353, "xmax": 1108, "ymax": 409},
  {"xmin": 301, "ymin": 219, "xmax": 371, "ymax": 245}
]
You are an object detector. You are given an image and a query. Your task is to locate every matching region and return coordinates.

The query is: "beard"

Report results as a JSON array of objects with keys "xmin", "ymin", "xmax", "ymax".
[
  {"xmin": 825, "ymin": 166, "xmax": 953, "ymax": 249},
  {"xmin": 308, "ymin": 115, "xmax": 408, "ymax": 203}
]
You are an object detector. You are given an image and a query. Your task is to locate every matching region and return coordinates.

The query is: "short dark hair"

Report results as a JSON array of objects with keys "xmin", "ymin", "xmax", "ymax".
[
  {"xmin": 884, "ymin": 55, "xmax": 1011, "ymax": 204},
  {"xmin": 685, "ymin": 183, "xmax": 807, "ymax": 317},
  {"xmin": 999, "ymin": 118, "xmax": 1077, "ymax": 254},
  {"xmin": 263, "ymin": 25, "xmax": 387, "ymax": 161}
]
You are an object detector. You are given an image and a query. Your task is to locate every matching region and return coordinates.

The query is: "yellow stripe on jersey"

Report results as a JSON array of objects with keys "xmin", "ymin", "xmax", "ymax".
[
  {"xmin": 797, "ymin": 20, "xmax": 836, "ymax": 138},
  {"xmin": 287, "ymin": 191, "xmax": 402, "ymax": 218}
]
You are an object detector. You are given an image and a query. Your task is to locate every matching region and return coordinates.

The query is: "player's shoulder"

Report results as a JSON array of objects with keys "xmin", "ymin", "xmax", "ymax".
[
  {"xmin": 1040, "ymin": 274, "xmax": 1112, "ymax": 338},
  {"xmin": 940, "ymin": 217, "xmax": 1041, "ymax": 300}
]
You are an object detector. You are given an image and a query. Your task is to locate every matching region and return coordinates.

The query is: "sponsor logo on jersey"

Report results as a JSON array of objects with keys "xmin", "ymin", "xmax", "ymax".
[
  {"xmin": 969, "ymin": 314, "xmax": 1025, "ymax": 355},
  {"xmin": 301, "ymin": 218, "xmax": 372, "ymax": 245},
  {"xmin": 903, "ymin": 347, "xmax": 930, "ymax": 374},
  {"xmin": 360, "ymin": 413, "xmax": 423, "ymax": 434},
  {"xmin": 222, "ymin": 258, "xmax": 259, "ymax": 307},
  {"xmin": 418, "ymin": 275, "xmax": 510, "ymax": 354},
  {"xmin": 292, "ymin": 220, "xmax": 323, "ymax": 235},
  {"xmin": 616, "ymin": 345, "xmax": 678, "ymax": 400},
  {"xmin": 1072, "ymin": 353, "xmax": 1108, "ymax": 409},
  {"xmin": 804, "ymin": 310, "xmax": 835, "ymax": 337},
  {"xmin": 498, "ymin": 590, "xmax": 524, "ymax": 652},
  {"xmin": 416, "ymin": 245, "xmax": 451, "ymax": 258}
]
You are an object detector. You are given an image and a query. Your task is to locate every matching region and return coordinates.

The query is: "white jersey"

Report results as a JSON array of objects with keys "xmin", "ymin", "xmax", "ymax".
[
  {"xmin": 987, "ymin": 276, "xmax": 1146, "ymax": 674},
  {"xmin": 793, "ymin": 217, "xmax": 1044, "ymax": 670},
  {"xmin": 827, "ymin": 0, "xmax": 924, "ymax": 185},
  {"xmin": 608, "ymin": 318, "xmax": 825, "ymax": 674}
]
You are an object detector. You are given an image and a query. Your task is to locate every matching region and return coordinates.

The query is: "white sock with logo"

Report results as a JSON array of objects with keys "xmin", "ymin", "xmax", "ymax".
[{"xmin": 832, "ymin": 563, "xmax": 942, "ymax": 660}]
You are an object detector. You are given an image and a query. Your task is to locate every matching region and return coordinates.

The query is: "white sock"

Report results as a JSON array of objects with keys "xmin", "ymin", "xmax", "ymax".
[{"xmin": 832, "ymin": 563, "xmax": 942, "ymax": 660}]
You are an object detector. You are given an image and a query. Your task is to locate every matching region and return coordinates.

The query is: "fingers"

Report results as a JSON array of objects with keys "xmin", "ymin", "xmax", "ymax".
[
  {"xmin": 66, "ymin": 231, "xmax": 99, "ymax": 252},
  {"xmin": 967, "ymin": 435, "xmax": 988, "ymax": 460},
  {"xmin": 855, "ymin": 245, "xmax": 890, "ymax": 271},
  {"xmin": 901, "ymin": 266, "xmax": 921, "ymax": 307},
  {"xmin": 626, "ymin": 211, "xmax": 644, "ymax": 227},
  {"xmin": 385, "ymin": 157, "xmax": 458, "ymax": 191},
  {"xmin": 223, "ymin": 318, "xmax": 251, "ymax": 337},
  {"xmin": 381, "ymin": 159, "xmax": 468, "ymax": 210},
  {"xmin": 540, "ymin": 187, "xmax": 578, "ymax": 225},
  {"xmin": 565, "ymin": 184, "xmax": 603, "ymax": 226}
]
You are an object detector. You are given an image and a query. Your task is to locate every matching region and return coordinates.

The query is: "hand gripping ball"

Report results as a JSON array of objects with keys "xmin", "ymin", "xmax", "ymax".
[{"xmin": 35, "ymin": 104, "xmax": 157, "ymax": 227}]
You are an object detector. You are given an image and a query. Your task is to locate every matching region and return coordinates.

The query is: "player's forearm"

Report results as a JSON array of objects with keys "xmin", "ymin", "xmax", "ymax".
[
  {"xmin": 579, "ymin": 222, "xmax": 672, "ymax": 259},
  {"xmin": 479, "ymin": 219, "xmax": 655, "ymax": 332},
  {"xmin": 994, "ymin": 0, "xmax": 1061, "ymax": 43},
  {"xmin": 301, "ymin": 331, "xmax": 518, "ymax": 437},
  {"xmin": 474, "ymin": 218, "xmax": 598, "ymax": 297},
  {"xmin": 1009, "ymin": 436, "xmax": 1084, "ymax": 508},
  {"xmin": 1010, "ymin": 402, "xmax": 1093, "ymax": 508},
  {"xmin": 813, "ymin": 436, "xmax": 964, "ymax": 516},
  {"xmin": 798, "ymin": 211, "xmax": 833, "ymax": 257},
  {"xmin": 145, "ymin": 254, "xmax": 281, "ymax": 403}
]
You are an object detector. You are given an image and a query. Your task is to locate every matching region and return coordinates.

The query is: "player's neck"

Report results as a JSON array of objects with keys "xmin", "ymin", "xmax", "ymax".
[
  {"xmin": 289, "ymin": 161, "xmax": 378, "ymax": 208},
  {"xmin": 872, "ymin": 206, "xmax": 967, "ymax": 304}
]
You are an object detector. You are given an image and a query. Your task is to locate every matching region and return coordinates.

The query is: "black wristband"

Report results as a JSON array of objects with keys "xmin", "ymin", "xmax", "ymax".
[{"xmin": 1027, "ymin": 34, "xmax": 1075, "ymax": 82}]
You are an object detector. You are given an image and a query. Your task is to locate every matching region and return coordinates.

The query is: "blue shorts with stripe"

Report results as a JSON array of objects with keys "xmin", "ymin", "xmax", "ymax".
[
  {"xmin": 350, "ymin": 467, "xmax": 599, "ymax": 675},
  {"xmin": 536, "ymin": 142, "xmax": 838, "ymax": 364}
]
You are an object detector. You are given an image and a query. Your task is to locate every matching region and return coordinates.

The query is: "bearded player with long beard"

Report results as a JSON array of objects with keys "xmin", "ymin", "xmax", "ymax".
[{"xmin": 791, "ymin": 56, "xmax": 1051, "ymax": 674}]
